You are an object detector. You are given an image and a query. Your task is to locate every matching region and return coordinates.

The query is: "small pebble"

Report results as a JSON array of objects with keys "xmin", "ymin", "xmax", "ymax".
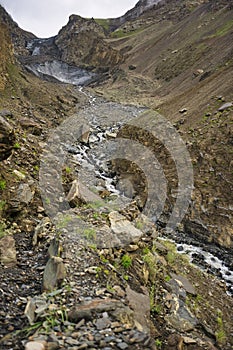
[
  {"xmin": 117, "ymin": 342, "xmax": 128, "ymax": 349},
  {"xmin": 25, "ymin": 341, "xmax": 46, "ymax": 350}
]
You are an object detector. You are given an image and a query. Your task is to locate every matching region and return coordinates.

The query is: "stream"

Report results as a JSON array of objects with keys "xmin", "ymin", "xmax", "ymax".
[
  {"xmin": 30, "ymin": 61, "xmax": 233, "ymax": 295},
  {"xmin": 68, "ymin": 87, "xmax": 233, "ymax": 296}
]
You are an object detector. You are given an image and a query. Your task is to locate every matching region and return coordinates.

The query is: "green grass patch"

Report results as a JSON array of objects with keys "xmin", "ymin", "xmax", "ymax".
[
  {"xmin": 110, "ymin": 27, "xmax": 144, "ymax": 39},
  {"xmin": 209, "ymin": 20, "xmax": 233, "ymax": 38},
  {"xmin": 155, "ymin": 339, "xmax": 162, "ymax": 349},
  {"xmin": 84, "ymin": 200, "xmax": 104, "ymax": 210},
  {"xmin": 13, "ymin": 142, "xmax": 21, "ymax": 149},
  {"xmin": 94, "ymin": 18, "xmax": 110, "ymax": 32},
  {"xmin": 0, "ymin": 179, "xmax": 6, "ymax": 190},
  {"xmin": 0, "ymin": 200, "xmax": 6, "ymax": 211},
  {"xmin": 121, "ymin": 254, "xmax": 132, "ymax": 269},
  {"xmin": 135, "ymin": 219, "xmax": 143, "ymax": 230},
  {"xmin": 215, "ymin": 310, "xmax": 226, "ymax": 344},
  {"xmin": 65, "ymin": 166, "xmax": 72, "ymax": 174}
]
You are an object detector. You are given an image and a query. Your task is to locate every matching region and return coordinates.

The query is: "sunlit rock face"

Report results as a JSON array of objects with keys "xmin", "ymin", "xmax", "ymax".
[{"xmin": 26, "ymin": 60, "xmax": 97, "ymax": 86}]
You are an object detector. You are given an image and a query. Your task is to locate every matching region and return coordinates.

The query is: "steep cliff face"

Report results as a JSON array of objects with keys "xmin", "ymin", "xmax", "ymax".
[
  {"xmin": 0, "ymin": 4, "xmax": 35, "ymax": 57},
  {"xmin": 55, "ymin": 15, "xmax": 123, "ymax": 69},
  {"xmin": 109, "ymin": 0, "xmax": 163, "ymax": 30},
  {"xmin": 0, "ymin": 22, "xmax": 14, "ymax": 90},
  {"xmin": 0, "ymin": 4, "xmax": 36, "ymax": 91},
  {"xmin": 22, "ymin": 15, "xmax": 123, "ymax": 72},
  {"xmin": 121, "ymin": 0, "xmax": 163, "ymax": 20}
]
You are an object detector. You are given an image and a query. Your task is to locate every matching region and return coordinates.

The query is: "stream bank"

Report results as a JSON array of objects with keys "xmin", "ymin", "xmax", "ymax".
[
  {"xmin": 65, "ymin": 87, "xmax": 233, "ymax": 296},
  {"xmin": 0, "ymin": 72, "xmax": 232, "ymax": 350}
]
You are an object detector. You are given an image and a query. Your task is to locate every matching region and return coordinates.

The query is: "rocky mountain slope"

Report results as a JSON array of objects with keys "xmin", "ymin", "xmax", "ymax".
[
  {"xmin": 97, "ymin": 0, "xmax": 233, "ymax": 249},
  {"xmin": 109, "ymin": 0, "xmax": 163, "ymax": 30},
  {"xmin": 0, "ymin": 5, "xmax": 35, "ymax": 57},
  {"xmin": 20, "ymin": 14, "xmax": 123, "ymax": 72},
  {"xmin": 0, "ymin": 1, "xmax": 233, "ymax": 350}
]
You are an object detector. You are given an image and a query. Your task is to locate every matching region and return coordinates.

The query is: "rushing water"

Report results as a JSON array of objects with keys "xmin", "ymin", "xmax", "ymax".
[
  {"xmin": 176, "ymin": 243, "xmax": 233, "ymax": 294},
  {"xmin": 68, "ymin": 87, "xmax": 233, "ymax": 295}
]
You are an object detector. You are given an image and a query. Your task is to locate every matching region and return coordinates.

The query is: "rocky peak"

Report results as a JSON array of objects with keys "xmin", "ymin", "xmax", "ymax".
[
  {"xmin": 134, "ymin": 0, "xmax": 163, "ymax": 13},
  {"xmin": 109, "ymin": 0, "xmax": 162, "ymax": 30},
  {"xmin": 109, "ymin": 0, "xmax": 210, "ymax": 30},
  {"xmin": 62, "ymin": 14, "xmax": 105, "ymax": 37},
  {"xmin": 18, "ymin": 12, "xmax": 123, "ymax": 74},
  {"xmin": 54, "ymin": 15, "xmax": 123, "ymax": 69},
  {"xmin": 124, "ymin": 0, "xmax": 163, "ymax": 18}
]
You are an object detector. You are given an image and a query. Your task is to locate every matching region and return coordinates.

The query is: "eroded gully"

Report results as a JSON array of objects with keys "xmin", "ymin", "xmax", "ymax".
[{"xmin": 61, "ymin": 86, "xmax": 233, "ymax": 296}]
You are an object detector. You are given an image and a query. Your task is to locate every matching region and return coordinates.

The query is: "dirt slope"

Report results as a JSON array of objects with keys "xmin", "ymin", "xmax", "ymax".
[{"xmin": 96, "ymin": 0, "xmax": 233, "ymax": 248}]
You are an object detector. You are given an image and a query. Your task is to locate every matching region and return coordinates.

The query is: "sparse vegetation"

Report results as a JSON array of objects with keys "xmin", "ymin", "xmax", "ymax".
[
  {"xmin": 83, "ymin": 228, "xmax": 96, "ymax": 241},
  {"xmin": 92, "ymin": 212, "xmax": 100, "ymax": 220},
  {"xmin": 121, "ymin": 254, "xmax": 132, "ymax": 269},
  {"xmin": 45, "ymin": 197, "xmax": 51, "ymax": 205},
  {"xmin": 164, "ymin": 275, "xmax": 171, "ymax": 282},
  {"xmin": 209, "ymin": 19, "xmax": 233, "ymax": 38},
  {"xmin": 1, "ymin": 1, "xmax": 233, "ymax": 348},
  {"xmin": 135, "ymin": 219, "xmax": 143, "ymax": 230},
  {"xmin": 142, "ymin": 248, "xmax": 158, "ymax": 282},
  {"xmin": 0, "ymin": 179, "xmax": 6, "ymax": 190},
  {"xmin": 215, "ymin": 310, "xmax": 226, "ymax": 345},
  {"xmin": 0, "ymin": 222, "xmax": 6, "ymax": 239},
  {"xmin": 166, "ymin": 250, "xmax": 176, "ymax": 265},
  {"xmin": 56, "ymin": 214, "xmax": 72, "ymax": 229},
  {"xmin": 110, "ymin": 27, "xmax": 144, "ymax": 39},
  {"xmin": 65, "ymin": 166, "xmax": 72, "ymax": 174},
  {"xmin": 155, "ymin": 339, "xmax": 162, "ymax": 348},
  {"xmin": 94, "ymin": 18, "xmax": 110, "ymax": 32},
  {"xmin": 0, "ymin": 200, "xmax": 6, "ymax": 212},
  {"xmin": 13, "ymin": 142, "xmax": 21, "ymax": 149},
  {"xmin": 84, "ymin": 200, "xmax": 103, "ymax": 210}
]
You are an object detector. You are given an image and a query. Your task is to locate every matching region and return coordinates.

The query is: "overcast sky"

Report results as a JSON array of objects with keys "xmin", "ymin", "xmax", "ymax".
[{"xmin": 0, "ymin": 0, "xmax": 138, "ymax": 38}]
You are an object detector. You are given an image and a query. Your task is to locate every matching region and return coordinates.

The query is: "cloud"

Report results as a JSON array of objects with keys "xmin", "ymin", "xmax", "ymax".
[{"xmin": 0, "ymin": 0, "xmax": 138, "ymax": 37}]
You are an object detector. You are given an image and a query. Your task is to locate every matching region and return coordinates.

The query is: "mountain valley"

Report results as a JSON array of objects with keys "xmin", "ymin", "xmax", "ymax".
[{"xmin": 0, "ymin": 1, "xmax": 233, "ymax": 349}]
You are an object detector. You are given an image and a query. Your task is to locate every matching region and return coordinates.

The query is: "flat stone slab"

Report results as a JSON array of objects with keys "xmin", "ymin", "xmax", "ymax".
[{"xmin": 170, "ymin": 273, "xmax": 196, "ymax": 295}]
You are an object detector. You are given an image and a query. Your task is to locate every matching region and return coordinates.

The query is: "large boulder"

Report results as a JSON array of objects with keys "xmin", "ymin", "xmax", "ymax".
[
  {"xmin": 0, "ymin": 234, "xmax": 17, "ymax": 266},
  {"xmin": 0, "ymin": 115, "xmax": 15, "ymax": 161},
  {"xmin": 8, "ymin": 183, "xmax": 35, "ymax": 212}
]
